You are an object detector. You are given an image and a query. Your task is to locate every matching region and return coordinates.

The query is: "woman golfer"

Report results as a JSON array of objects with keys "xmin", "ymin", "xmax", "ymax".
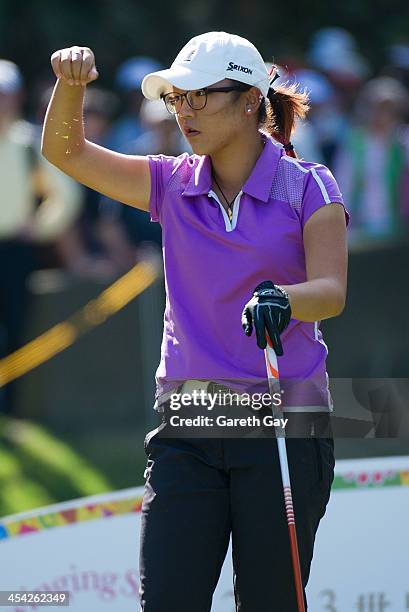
[{"xmin": 43, "ymin": 31, "xmax": 349, "ymax": 612}]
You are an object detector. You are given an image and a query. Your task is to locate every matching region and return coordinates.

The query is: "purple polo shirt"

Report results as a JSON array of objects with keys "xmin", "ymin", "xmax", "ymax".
[{"xmin": 148, "ymin": 135, "xmax": 350, "ymax": 412}]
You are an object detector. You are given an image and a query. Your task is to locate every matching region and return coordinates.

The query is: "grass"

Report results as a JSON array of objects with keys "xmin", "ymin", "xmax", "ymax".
[{"xmin": 0, "ymin": 415, "xmax": 113, "ymax": 517}]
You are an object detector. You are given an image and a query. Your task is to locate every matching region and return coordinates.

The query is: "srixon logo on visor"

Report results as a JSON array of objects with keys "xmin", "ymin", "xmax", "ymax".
[{"xmin": 226, "ymin": 62, "xmax": 253, "ymax": 75}]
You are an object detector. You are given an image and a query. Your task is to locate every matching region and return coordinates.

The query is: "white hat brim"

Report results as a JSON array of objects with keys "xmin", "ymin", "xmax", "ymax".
[{"xmin": 141, "ymin": 66, "xmax": 221, "ymax": 100}]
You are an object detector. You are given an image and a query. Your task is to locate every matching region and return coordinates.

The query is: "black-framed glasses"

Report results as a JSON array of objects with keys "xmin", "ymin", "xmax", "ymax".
[{"xmin": 161, "ymin": 84, "xmax": 251, "ymax": 114}]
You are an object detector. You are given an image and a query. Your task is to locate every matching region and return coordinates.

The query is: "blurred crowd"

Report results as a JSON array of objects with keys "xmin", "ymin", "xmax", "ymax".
[{"xmin": 0, "ymin": 27, "xmax": 409, "ymax": 414}]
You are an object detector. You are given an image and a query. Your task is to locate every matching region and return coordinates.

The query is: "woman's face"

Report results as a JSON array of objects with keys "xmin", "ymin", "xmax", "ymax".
[{"xmin": 170, "ymin": 79, "xmax": 250, "ymax": 156}]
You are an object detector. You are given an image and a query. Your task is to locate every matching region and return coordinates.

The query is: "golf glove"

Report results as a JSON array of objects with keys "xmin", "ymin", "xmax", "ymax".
[{"xmin": 241, "ymin": 280, "xmax": 291, "ymax": 355}]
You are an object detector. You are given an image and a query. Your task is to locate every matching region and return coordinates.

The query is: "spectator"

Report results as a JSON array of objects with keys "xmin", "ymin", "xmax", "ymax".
[
  {"xmin": 131, "ymin": 97, "xmax": 188, "ymax": 155},
  {"xmin": 334, "ymin": 76, "xmax": 409, "ymax": 247},
  {"xmin": 272, "ymin": 66, "xmax": 332, "ymax": 164},
  {"xmin": 382, "ymin": 41, "xmax": 409, "ymax": 117},
  {"xmin": 54, "ymin": 86, "xmax": 139, "ymax": 278},
  {"xmin": 307, "ymin": 27, "xmax": 370, "ymax": 166},
  {"xmin": 307, "ymin": 27, "xmax": 370, "ymax": 99},
  {"xmin": 107, "ymin": 56, "xmax": 162, "ymax": 153},
  {"xmin": 0, "ymin": 59, "xmax": 82, "ymax": 414},
  {"xmin": 99, "ymin": 97, "xmax": 189, "ymax": 251}
]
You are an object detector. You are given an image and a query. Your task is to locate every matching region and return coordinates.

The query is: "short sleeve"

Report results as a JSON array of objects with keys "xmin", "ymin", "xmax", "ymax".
[
  {"xmin": 301, "ymin": 164, "xmax": 350, "ymax": 229},
  {"xmin": 148, "ymin": 153, "xmax": 189, "ymax": 224}
]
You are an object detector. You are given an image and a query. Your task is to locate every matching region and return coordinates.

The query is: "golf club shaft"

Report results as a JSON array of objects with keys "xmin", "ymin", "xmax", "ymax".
[{"xmin": 264, "ymin": 337, "xmax": 306, "ymax": 612}]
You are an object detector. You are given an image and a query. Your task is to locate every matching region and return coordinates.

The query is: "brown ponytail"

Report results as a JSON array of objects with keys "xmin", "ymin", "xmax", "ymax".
[{"xmin": 259, "ymin": 75, "xmax": 310, "ymax": 159}]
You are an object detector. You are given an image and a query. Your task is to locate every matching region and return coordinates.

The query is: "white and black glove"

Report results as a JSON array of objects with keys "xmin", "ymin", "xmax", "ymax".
[{"xmin": 241, "ymin": 281, "xmax": 291, "ymax": 356}]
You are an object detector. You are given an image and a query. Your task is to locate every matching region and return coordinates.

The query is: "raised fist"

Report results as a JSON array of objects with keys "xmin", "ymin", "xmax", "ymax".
[{"xmin": 50, "ymin": 46, "xmax": 99, "ymax": 86}]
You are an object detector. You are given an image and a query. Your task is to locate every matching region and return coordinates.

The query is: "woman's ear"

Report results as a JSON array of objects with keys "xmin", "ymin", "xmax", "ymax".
[{"xmin": 244, "ymin": 87, "xmax": 263, "ymax": 114}]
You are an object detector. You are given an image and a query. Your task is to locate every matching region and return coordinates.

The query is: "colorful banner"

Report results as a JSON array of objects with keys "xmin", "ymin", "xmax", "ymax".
[{"xmin": 1, "ymin": 456, "xmax": 409, "ymax": 611}]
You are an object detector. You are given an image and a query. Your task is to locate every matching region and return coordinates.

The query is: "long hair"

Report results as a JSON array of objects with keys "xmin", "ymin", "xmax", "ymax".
[{"xmin": 258, "ymin": 68, "xmax": 310, "ymax": 159}]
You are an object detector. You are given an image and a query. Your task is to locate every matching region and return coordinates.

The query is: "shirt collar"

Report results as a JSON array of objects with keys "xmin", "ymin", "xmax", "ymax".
[
  {"xmin": 182, "ymin": 155, "xmax": 212, "ymax": 196},
  {"xmin": 182, "ymin": 134, "xmax": 283, "ymax": 202}
]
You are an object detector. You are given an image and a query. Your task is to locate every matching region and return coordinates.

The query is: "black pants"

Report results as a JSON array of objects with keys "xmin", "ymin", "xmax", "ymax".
[{"xmin": 139, "ymin": 422, "xmax": 335, "ymax": 611}]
